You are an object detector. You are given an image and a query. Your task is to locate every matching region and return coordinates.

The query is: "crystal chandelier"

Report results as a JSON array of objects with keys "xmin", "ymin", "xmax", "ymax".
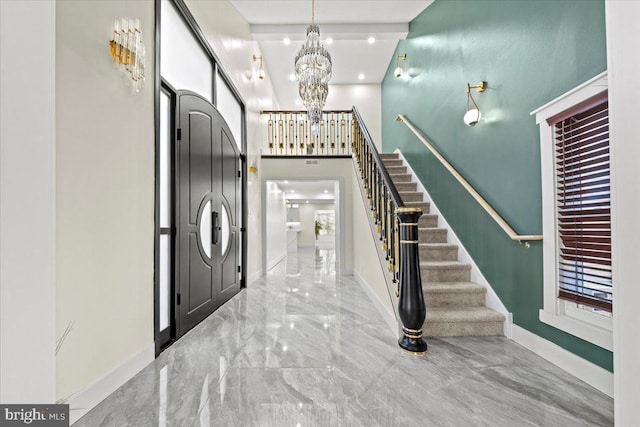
[{"xmin": 294, "ymin": 0, "xmax": 332, "ymax": 135}]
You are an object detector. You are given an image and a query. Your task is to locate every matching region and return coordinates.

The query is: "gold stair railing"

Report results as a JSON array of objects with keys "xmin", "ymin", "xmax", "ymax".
[
  {"xmin": 396, "ymin": 114, "xmax": 543, "ymax": 248},
  {"xmin": 353, "ymin": 107, "xmax": 428, "ymax": 355},
  {"xmin": 260, "ymin": 110, "xmax": 353, "ymax": 156}
]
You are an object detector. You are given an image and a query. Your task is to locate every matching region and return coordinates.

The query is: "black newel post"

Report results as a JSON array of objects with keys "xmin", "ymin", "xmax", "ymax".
[{"xmin": 396, "ymin": 207, "xmax": 428, "ymax": 354}]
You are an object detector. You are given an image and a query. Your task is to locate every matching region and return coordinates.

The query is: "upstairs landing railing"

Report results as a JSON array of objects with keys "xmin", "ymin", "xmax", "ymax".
[{"xmin": 260, "ymin": 110, "xmax": 353, "ymax": 156}]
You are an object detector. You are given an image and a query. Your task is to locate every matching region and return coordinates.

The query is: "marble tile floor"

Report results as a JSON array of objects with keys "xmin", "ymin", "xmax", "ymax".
[{"xmin": 75, "ymin": 247, "xmax": 613, "ymax": 427}]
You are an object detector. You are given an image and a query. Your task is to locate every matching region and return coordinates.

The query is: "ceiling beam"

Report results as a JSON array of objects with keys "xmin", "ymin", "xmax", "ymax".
[{"xmin": 250, "ymin": 23, "xmax": 408, "ymax": 41}]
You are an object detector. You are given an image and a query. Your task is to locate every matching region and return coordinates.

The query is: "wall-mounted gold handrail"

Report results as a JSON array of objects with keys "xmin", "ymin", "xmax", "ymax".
[{"xmin": 396, "ymin": 114, "xmax": 542, "ymax": 247}]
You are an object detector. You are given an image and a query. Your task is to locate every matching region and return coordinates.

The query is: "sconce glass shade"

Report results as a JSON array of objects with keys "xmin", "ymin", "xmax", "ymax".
[
  {"xmin": 394, "ymin": 54, "xmax": 407, "ymax": 78},
  {"xmin": 464, "ymin": 108, "xmax": 481, "ymax": 126},
  {"xmin": 257, "ymin": 68, "xmax": 265, "ymax": 80}
]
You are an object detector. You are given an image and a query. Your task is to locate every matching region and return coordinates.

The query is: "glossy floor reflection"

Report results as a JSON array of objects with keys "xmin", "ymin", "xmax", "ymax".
[{"xmin": 75, "ymin": 247, "xmax": 613, "ymax": 426}]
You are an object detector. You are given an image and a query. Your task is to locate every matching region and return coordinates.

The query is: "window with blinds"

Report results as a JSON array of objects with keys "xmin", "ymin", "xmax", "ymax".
[{"xmin": 547, "ymin": 91, "xmax": 611, "ymax": 312}]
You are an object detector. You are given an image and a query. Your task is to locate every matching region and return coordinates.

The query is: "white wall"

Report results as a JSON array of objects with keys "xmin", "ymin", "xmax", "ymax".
[
  {"xmin": 325, "ymin": 84, "xmax": 382, "ymax": 150},
  {"xmin": 298, "ymin": 203, "xmax": 335, "ymax": 247},
  {"xmin": 351, "ymin": 162, "xmax": 397, "ymax": 325},
  {"xmin": 606, "ymin": 2, "xmax": 640, "ymax": 424},
  {"xmin": 185, "ymin": 0, "xmax": 281, "ymax": 283},
  {"xmin": 261, "ymin": 159, "xmax": 354, "ymax": 272},
  {"xmin": 264, "ymin": 182, "xmax": 287, "ymax": 270},
  {"xmin": 0, "ymin": 0, "xmax": 56, "ymax": 404},
  {"xmin": 55, "ymin": 0, "xmax": 155, "ymax": 402}
]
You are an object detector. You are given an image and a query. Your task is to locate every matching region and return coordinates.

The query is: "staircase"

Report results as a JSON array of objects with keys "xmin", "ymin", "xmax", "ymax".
[{"xmin": 380, "ymin": 153, "xmax": 505, "ymax": 337}]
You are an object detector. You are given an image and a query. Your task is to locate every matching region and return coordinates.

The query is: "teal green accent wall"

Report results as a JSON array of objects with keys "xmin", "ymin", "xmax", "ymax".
[{"xmin": 382, "ymin": 0, "xmax": 611, "ymax": 371}]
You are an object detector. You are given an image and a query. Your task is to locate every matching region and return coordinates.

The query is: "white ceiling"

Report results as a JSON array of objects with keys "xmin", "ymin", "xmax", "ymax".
[
  {"xmin": 228, "ymin": 0, "xmax": 433, "ymax": 108},
  {"xmin": 272, "ymin": 180, "xmax": 336, "ymax": 203}
]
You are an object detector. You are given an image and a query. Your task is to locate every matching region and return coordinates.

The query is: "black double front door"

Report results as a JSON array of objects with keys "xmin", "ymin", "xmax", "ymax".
[{"xmin": 175, "ymin": 91, "xmax": 241, "ymax": 338}]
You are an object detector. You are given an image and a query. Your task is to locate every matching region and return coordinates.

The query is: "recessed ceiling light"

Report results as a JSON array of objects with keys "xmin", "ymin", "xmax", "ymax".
[
  {"xmin": 306, "ymin": 201, "xmax": 309, "ymax": 203},
  {"xmin": 290, "ymin": 190, "xmax": 294, "ymax": 193},
  {"xmin": 283, "ymin": 180, "xmax": 289, "ymax": 183},
  {"xmin": 289, "ymin": 73, "xmax": 296, "ymax": 81},
  {"xmin": 326, "ymin": 37, "xmax": 333, "ymax": 45},
  {"xmin": 295, "ymin": 99, "xmax": 302, "ymax": 106},
  {"xmin": 283, "ymin": 37, "xmax": 291, "ymax": 45},
  {"xmin": 324, "ymin": 190, "xmax": 328, "ymax": 193},
  {"xmin": 367, "ymin": 36, "xmax": 375, "ymax": 44},
  {"xmin": 358, "ymin": 73, "xmax": 365, "ymax": 80}
]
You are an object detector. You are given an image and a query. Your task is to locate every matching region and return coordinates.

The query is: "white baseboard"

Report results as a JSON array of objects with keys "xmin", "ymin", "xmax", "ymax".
[
  {"xmin": 510, "ymin": 324, "xmax": 613, "ymax": 397},
  {"xmin": 247, "ymin": 270, "xmax": 263, "ymax": 285},
  {"xmin": 395, "ymin": 150, "xmax": 510, "ymax": 335},
  {"xmin": 353, "ymin": 271, "xmax": 399, "ymax": 339},
  {"xmin": 66, "ymin": 343, "xmax": 154, "ymax": 425},
  {"xmin": 266, "ymin": 252, "xmax": 287, "ymax": 272}
]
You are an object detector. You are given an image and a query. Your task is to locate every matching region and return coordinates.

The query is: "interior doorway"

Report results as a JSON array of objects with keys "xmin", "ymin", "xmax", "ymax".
[{"xmin": 263, "ymin": 180, "xmax": 340, "ymax": 274}]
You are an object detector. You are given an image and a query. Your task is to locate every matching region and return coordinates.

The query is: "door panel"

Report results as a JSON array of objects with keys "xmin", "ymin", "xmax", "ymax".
[
  {"xmin": 177, "ymin": 93, "xmax": 219, "ymax": 336},
  {"xmin": 176, "ymin": 91, "xmax": 241, "ymax": 337},
  {"xmin": 220, "ymin": 128, "xmax": 239, "ymax": 297}
]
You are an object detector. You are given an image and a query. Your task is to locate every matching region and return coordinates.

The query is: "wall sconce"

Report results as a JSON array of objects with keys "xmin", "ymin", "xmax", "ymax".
[
  {"xmin": 252, "ymin": 55, "xmax": 265, "ymax": 80},
  {"xmin": 109, "ymin": 18, "xmax": 145, "ymax": 93},
  {"xmin": 464, "ymin": 81, "xmax": 486, "ymax": 126},
  {"xmin": 394, "ymin": 53, "xmax": 407, "ymax": 78},
  {"xmin": 248, "ymin": 162, "xmax": 258, "ymax": 174}
]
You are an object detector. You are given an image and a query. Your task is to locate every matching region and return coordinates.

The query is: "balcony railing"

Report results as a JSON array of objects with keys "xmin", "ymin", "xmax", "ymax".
[{"xmin": 260, "ymin": 110, "xmax": 353, "ymax": 156}]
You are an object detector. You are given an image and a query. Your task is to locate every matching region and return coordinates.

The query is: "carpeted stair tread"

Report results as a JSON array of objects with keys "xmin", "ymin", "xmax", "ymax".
[
  {"xmin": 382, "ymin": 159, "xmax": 404, "ymax": 167},
  {"xmin": 418, "ymin": 214, "xmax": 438, "ymax": 227},
  {"xmin": 425, "ymin": 307, "xmax": 505, "ymax": 323},
  {"xmin": 399, "ymin": 191, "xmax": 423, "ymax": 202},
  {"xmin": 395, "ymin": 182, "xmax": 418, "ymax": 192},
  {"xmin": 418, "ymin": 228, "xmax": 448, "ymax": 243},
  {"xmin": 380, "ymin": 153, "xmax": 399, "ymax": 160},
  {"xmin": 389, "ymin": 173, "xmax": 412, "ymax": 183},
  {"xmin": 419, "ymin": 243, "xmax": 458, "ymax": 261},
  {"xmin": 386, "ymin": 166, "xmax": 407, "ymax": 174},
  {"xmin": 404, "ymin": 201, "xmax": 431, "ymax": 213},
  {"xmin": 420, "ymin": 261, "xmax": 471, "ymax": 270},
  {"xmin": 423, "ymin": 281, "xmax": 486, "ymax": 293}
]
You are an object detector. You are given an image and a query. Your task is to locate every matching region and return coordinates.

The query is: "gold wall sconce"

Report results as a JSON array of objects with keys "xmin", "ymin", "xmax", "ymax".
[
  {"xmin": 394, "ymin": 53, "xmax": 407, "ymax": 78},
  {"xmin": 464, "ymin": 81, "xmax": 486, "ymax": 126},
  {"xmin": 109, "ymin": 18, "xmax": 145, "ymax": 93},
  {"xmin": 248, "ymin": 162, "xmax": 258, "ymax": 174},
  {"xmin": 252, "ymin": 55, "xmax": 265, "ymax": 80}
]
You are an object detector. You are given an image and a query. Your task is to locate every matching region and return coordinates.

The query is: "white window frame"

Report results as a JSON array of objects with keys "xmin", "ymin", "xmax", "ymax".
[{"xmin": 532, "ymin": 71, "xmax": 612, "ymax": 351}]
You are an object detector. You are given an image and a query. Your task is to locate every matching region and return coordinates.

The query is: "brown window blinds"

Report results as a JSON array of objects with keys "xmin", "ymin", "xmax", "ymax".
[{"xmin": 551, "ymin": 90, "xmax": 611, "ymax": 312}]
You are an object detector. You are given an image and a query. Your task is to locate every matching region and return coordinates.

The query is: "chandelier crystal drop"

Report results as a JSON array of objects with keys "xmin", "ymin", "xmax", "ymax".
[{"xmin": 294, "ymin": 1, "xmax": 332, "ymax": 136}]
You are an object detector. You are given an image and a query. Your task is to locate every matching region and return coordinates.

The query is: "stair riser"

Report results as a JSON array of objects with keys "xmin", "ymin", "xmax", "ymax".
[
  {"xmin": 386, "ymin": 166, "xmax": 407, "ymax": 174},
  {"xmin": 421, "ymin": 267, "xmax": 471, "ymax": 282},
  {"xmin": 400, "ymin": 192, "xmax": 423, "ymax": 202},
  {"xmin": 419, "ymin": 246, "xmax": 458, "ymax": 261},
  {"xmin": 419, "ymin": 229, "xmax": 448, "ymax": 243},
  {"xmin": 422, "ymin": 321, "xmax": 503, "ymax": 337},
  {"xmin": 404, "ymin": 203, "xmax": 431, "ymax": 214},
  {"xmin": 390, "ymin": 174, "xmax": 412, "ymax": 183},
  {"xmin": 424, "ymin": 291, "xmax": 485, "ymax": 308},
  {"xmin": 418, "ymin": 215, "xmax": 437, "ymax": 228},
  {"xmin": 382, "ymin": 159, "xmax": 403, "ymax": 167},
  {"xmin": 395, "ymin": 182, "xmax": 417, "ymax": 192}
]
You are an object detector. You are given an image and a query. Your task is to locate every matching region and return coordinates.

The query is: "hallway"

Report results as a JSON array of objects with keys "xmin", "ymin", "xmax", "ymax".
[{"xmin": 76, "ymin": 248, "xmax": 613, "ymax": 426}]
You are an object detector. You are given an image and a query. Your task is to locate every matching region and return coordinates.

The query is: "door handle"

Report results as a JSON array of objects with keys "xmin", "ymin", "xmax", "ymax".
[{"xmin": 212, "ymin": 211, "xmax": 219, "ymax": 245}]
